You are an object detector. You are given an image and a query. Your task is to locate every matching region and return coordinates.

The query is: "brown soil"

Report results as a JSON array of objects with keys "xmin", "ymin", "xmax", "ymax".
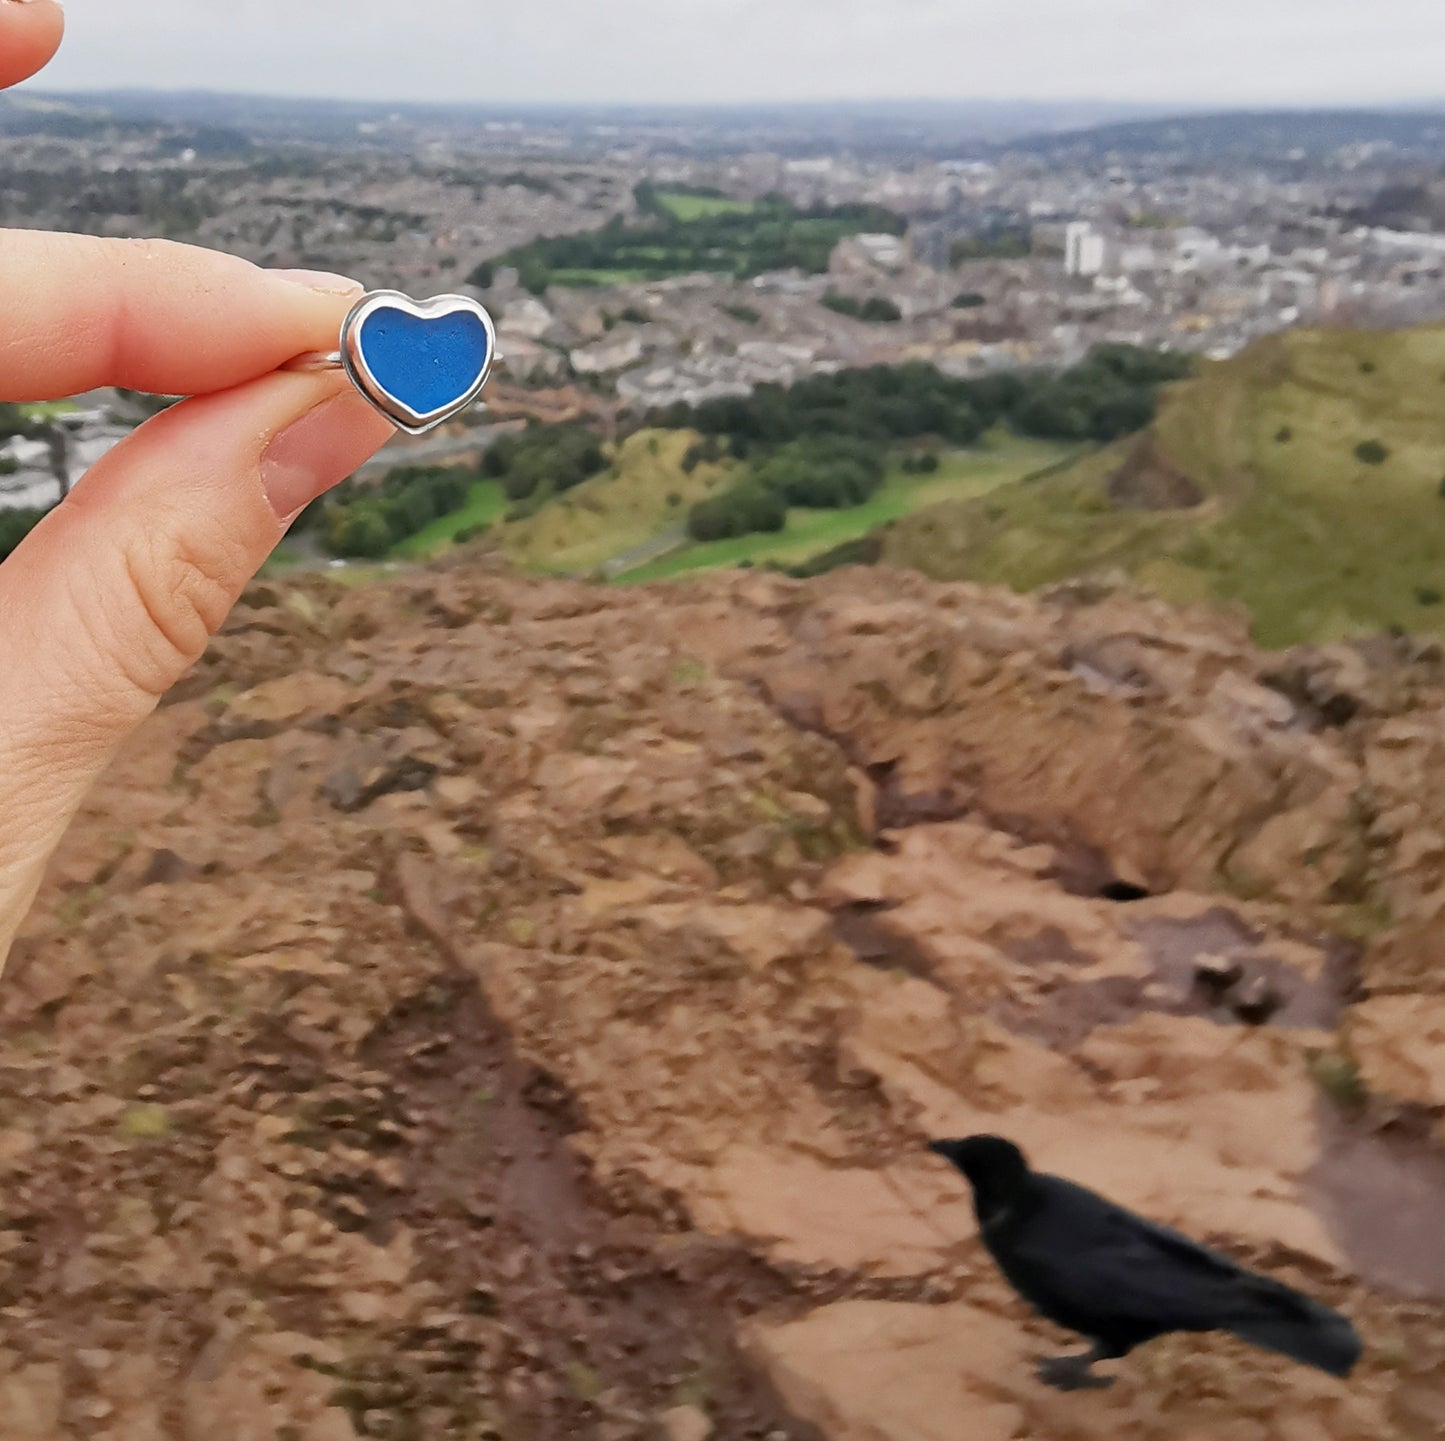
[{"xmin": 8, "ymin": 561, "xmax": 1445, "ymax": 1439}]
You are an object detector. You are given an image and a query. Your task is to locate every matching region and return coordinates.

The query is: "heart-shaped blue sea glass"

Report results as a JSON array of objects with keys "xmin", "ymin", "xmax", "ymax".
[{"xmin": 341, "ymin": 293, "xmax": 497, "ymax": 434}]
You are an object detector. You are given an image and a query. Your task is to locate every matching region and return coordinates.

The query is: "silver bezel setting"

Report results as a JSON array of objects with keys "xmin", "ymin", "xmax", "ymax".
[{"xmin": 340, "ymin": 290, "xmax": 498, "ymax": 436}]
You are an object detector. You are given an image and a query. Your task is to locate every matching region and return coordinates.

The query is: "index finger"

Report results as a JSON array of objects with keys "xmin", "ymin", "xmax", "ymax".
[
  {"xmin": 0, "ymin": 0, "xmax": 64, "ymax": 89},
  {"xmin": 0, "ymin": 229, "xmax": 362, "ymax": 401}
]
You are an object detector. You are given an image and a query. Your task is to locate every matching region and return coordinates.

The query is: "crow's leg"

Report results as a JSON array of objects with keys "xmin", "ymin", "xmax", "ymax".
[{"xmin": 1033, "ymin": 1340, "xmax": 1119, "ymax": 1391}]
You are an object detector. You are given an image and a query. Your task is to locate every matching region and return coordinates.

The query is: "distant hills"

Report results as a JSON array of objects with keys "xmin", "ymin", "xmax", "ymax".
[
  {"xmin": 881, "ymin": 325, "xmax": 1445, "ymax": 647},
  {"xmin": 998, "ymin": 108, "xmax": 1445, "ymax": 163},
  {"xmin": 0, "ymin": 91, "xmax": 1172, "ymax": 154},
  {"xmin": 5, "ymin": 90, "xmax": 1445, "ymax": 160}
]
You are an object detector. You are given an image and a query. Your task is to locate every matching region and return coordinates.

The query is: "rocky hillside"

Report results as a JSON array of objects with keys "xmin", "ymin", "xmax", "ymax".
[
  {"xmin": 7, "ymin": 560, "xmax": 1445, "ymax": 1439},
  {"xmin": 883, "ymin": 325, "xmax": 1445, "ymax": 647}
]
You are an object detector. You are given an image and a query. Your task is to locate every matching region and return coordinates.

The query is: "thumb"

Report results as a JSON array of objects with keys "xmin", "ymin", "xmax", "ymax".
[{"xmin": 0, "ymin": 371, "xmax": 394, "ymax": 960}]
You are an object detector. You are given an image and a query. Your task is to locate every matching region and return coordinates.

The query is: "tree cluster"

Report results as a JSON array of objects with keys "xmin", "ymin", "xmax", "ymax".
[
  {"xmin": 1008, "ymin": 345, "xmax": 1195, "ymax": 443},
  {"xmin": 822, "ymin": 292, "xmax": 903, "ymax": 323},
  {"xmin": 481, "ymin": 424, "xmax": 607, "ymax": 502},
  {"xmin": 651, "ymin": 362, "xmax": 1011, "ymax": 447},
  {"xmin": 752, "ymin": 436, "xmax": 886, "ymax": 508},
  {"xmin": 314, "ymin": 465, "xmax": 474, "ymax": 560},
  {"xmin": 499, "ymin": 197, "xmax": 905, "ymax": 293},
  {"xmin": 0, "ymin": 403, "xmax": 29, "ymax": 441},
  {"xmin": 680, "ymin": 435, "xmax": 726, "ymax": 473},
  {"xmin": 687, "ymin": 481, "xmax": 786, "ymax": 542},
  {"xmin": 686, "ymin": 436, "xmax": 886, "ymax": 542},
  {"xmin": 661, "ymin": 346, "xmax": 1194, "ymax": 546},
  {"xmin": 0, "ymin": 507, "xmax": 45, "ymax": 563},
  {"xmin": 651, "ymin": 345, "xmax": 1187, "ymax": 452},
  {"xmin": 949, "ymin": 232, "xmax": 1032, "ymax": 264}
]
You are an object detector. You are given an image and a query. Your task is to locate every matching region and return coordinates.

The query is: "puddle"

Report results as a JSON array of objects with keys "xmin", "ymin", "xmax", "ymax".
[
  {"xmin": 831, "ymin": 868, "xmax": 1351, "ymax": 1048},
  {"xmin": 992, "ymin": 910, "xmax": 1347, "ymax": 1046},
  {"xmin": 992, "ymin": 976, "xmax": 1159, "ymax": 1051},
  {"xmin": 1131, "ymin": 909, "xmax": 1348, "ymax": 1031},
  {"xmin": 828, "ymin": 868, "xmax": 1445, "ymax": 1306},
  {"xmin": 1307, "ymin": 1103, "xmax": 1445, "ymax": 1302}
]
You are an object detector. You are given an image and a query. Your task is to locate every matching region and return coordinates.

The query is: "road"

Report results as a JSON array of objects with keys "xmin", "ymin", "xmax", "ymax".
[{"xmin": 602, "ymin": 525, "xmax": 689, "ymax": 578}]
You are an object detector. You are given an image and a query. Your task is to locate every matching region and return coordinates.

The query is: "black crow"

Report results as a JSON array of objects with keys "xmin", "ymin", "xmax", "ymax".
[{"xmin": 928, "ymin": 1135, "xmax": 1362, "ymax": 1390}]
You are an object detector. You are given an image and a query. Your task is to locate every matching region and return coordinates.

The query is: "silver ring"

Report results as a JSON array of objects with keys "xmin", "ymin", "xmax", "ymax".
[
  {"xmin": 281, "ymin": 350, "xmax": 344, "ymax": 373},
  {"xmin": 277, "ymin": 290, "xmax": 502, "ymax": 435},
  {"xmin": 282, "ymin": 346, "xmax": 508, "ymax": 376}
]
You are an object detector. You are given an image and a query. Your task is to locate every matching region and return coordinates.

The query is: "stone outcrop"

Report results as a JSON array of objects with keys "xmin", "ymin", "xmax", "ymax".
[{"xmin": 6, "ymin": 560, "xmax": 1445, "ymax": 1438}]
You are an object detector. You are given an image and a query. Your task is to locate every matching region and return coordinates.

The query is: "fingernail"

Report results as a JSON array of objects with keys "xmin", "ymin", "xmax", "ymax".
[
  {"xmin": 261, "ymin": 392, "xmax": 380, "ymax": 520},
  {"xmin": 269, "ymin": 267, "xmax": 363, "ymax": 296}
]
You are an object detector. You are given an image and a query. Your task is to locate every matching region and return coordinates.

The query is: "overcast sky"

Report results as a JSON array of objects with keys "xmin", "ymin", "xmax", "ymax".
[{"xmin": 32, "ymin": 0, "xmax": 1445, "ymax": 107}]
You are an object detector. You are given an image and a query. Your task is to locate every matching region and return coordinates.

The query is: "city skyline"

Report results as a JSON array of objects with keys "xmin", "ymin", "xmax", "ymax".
[{"xmin": 29, "ymin": 0, "xmax": 1445, "ymax": 109}]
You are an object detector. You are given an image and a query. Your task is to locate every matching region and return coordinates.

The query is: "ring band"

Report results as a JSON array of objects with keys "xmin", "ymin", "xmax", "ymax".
[{"xmin": 281, "ymin": 350, "xmax": 345, "ymax": 373}]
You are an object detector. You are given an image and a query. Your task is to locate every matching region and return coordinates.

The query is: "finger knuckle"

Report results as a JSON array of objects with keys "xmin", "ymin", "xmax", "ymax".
[
  {"xmin": 100, "ymin": 238, "xmax": 191, "ymax": 374},
  {"xmin": 115, "ymin": 526, "xmax": 246, "ymax": 697}
]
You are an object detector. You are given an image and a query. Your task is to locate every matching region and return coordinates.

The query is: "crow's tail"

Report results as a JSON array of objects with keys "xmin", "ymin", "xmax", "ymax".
[{"xmin": 1224, "ymin": 1282, "xmax": 1362, "ymax": 1377}]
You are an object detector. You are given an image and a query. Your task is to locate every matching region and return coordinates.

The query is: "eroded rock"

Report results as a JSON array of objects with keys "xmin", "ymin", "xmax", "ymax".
[{"xmin": 6, "ymin": 562, "xmax": 1445, "ymax": 1441}]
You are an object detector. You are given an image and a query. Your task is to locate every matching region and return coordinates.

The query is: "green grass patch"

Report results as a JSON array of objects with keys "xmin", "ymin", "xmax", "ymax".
[
  {"xmin": 19, "ymin": 399, "xmax": 78, "ymax": 420},
  {"xmin": 390, "ymin": 480, "xmax": 509, "ymax": 558},
  {"xmin": 656, "ymin": 190, "xmax": 757, "ymax": 221},
  {"xmin": 546, "ymin": 267, "xmax": 655, "ymax": 288},
  {"xmin": 503, "ymin": 197, "xmax": 904, "ymax": 292},
  {"xmin": 619, "ymin": 436, "xmax": 1074, "ymax": 583}
]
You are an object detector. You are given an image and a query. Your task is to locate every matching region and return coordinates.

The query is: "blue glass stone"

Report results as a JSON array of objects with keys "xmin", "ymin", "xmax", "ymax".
[{"xmin": 357, "ymin": 306, "xmax": 491, "ymax": 419}]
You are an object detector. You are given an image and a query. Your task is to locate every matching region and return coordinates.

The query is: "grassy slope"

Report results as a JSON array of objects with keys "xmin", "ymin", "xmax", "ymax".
[
  {"xmin": 499, "ymin": 429, "xmax": 731, "ymax": 575},
  {"xmin": 884, "ymin": 326, "xmax": 1445, "ymax": 647},
  {"xmin": 391, "ymin": 480, "xmax": 510, "ymax": 559},
  {"xmin": 620, "ymin": 435, "xmax": 1074, "ymax": 584},
  {"xmin": 395, "ymin": 430, "xmax": 1070, "ymax": 582}
]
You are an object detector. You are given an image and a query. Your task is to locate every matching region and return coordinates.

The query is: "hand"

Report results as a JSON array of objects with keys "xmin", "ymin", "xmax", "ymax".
[{"xmin": 0, "ymin": 2, "xmax": 396, "ymax": 965}]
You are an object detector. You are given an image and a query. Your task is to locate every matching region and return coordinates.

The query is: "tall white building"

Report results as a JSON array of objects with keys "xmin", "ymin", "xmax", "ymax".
[{"xmin": 1065, "ymin": 221, "xmax": 1106, "ymax": 278}]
